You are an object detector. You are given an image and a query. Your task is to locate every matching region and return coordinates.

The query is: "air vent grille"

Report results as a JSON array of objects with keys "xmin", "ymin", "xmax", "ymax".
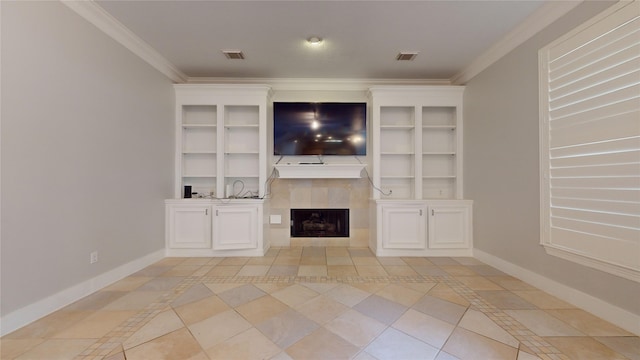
[
  {"xmin": 222, "ymin": 50, "xmax": 245, "ymax": 60},
  {"xmin": 396, "ymin": 52, "xmax": 418, "ymax": 61}
]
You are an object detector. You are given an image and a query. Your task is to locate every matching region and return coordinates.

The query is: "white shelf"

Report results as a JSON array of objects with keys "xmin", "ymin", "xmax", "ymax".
[
  {"xmin": 369, "ymin": 86, "xmax": 464, "ymax": 200},
  {"xmin": 174, "ymin": 85, "xmax": 270, "ymax": 199},
  {"xmin": 274, "ymin": 163, "xmax": 366, "ymax": 179},
  {"xmin": 183, "ymin": 124, "xmax": 216, "ymax": 128}
]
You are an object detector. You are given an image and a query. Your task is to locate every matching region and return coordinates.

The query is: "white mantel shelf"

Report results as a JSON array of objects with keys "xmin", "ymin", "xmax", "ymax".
[{"xmin": 274, "ymin": 163, "xmax": 366, "ymax": 179}]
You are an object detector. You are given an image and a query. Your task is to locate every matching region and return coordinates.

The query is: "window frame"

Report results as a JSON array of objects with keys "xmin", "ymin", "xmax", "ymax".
[{"xmin": 539, "ymin": 0, "xmax": 640, "ymax": 282}]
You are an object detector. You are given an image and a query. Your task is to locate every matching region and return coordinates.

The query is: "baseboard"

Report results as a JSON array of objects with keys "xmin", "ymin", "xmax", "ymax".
[
  {"xmin": 473, "ymin": 249, "xmax": 640, "ymax": 336},
  {"xmin": 0, "ymin": 249, "xmax": 165, "ymax": 336}
]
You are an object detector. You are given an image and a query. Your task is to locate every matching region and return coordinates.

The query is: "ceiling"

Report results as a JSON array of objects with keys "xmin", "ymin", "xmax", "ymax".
[{"xmin": 91, "ymin": 1, "xmax": 571, "ymax": 83}]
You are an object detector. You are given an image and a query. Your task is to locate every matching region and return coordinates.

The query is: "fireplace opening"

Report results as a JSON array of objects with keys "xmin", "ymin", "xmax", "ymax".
[{"xmin": 291, "ymin": 209, "xmax": 349, "ymax": 237}]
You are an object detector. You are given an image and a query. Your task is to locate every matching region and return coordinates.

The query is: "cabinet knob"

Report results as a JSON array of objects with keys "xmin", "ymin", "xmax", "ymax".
[
  {"xmin": 420, "ymin": 209, "xmax": 423, "ymax": 216},
  {"xmin": 205, "ymin": 209, "xmax": 208, "ymax": 216},
  {"xmin": 432, "ymin": 209, "xmax": 435, "ymax": 216}
]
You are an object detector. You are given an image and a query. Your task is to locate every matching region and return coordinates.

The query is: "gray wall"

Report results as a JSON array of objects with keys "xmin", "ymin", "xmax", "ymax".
[
  {"xmin": 464, "ymin": 1, "xmax": 640, "ymax": 315},
  {"xmin": 1, "ymin": 2, "xmax": 174, "ymax": 315}
]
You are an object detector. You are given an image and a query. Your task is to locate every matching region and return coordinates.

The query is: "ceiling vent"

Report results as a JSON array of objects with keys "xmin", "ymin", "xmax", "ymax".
[
  {"xmin": 396, "ymin": 52, "xmax": 418, "ymax": 61},
  {"xmin": 222, "ymin": 50, "xmax": 245, "ymax": 60}
]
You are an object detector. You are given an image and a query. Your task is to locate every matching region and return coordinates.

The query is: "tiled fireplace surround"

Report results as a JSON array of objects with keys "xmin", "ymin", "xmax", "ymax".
[{"xmin": 268, "ymin": 178, "xmax": 371, "ymax": 247}]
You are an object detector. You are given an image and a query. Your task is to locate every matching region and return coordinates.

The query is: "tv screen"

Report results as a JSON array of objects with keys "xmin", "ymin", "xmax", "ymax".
[{"xmin": 274, "ymin": 102, "xmax": 366, "ymax": 156}]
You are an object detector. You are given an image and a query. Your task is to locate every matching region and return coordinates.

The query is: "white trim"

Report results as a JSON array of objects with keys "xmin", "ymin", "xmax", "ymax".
[
  {"xmin": 538, "ymin": 0, "xmax": 640, "ymax": 281},
  {"xmin": 451, "ymin": 1, "xmax": 582, "ymax": 85},
  {"xmin": 61, "ymin": 0, "xmax": 187, "ymax": 83},
  {"xmin": 543, "ymin": 245, "xmax": 640, "ymax": 283},
  {"xmin": 474, "ymin": 249, "xmax": 640, "ymax": 336},
  {"xmin": 0, "ymin": 249, "xmax": 165, "ymax": 336},
  {"xmin": 186, "ymin": 77, "xmax": 452, "ymax": 89}
]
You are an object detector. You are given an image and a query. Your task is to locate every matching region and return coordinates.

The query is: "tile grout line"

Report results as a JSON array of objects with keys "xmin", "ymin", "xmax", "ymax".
[
  {"xmin": 73, "ymin": 268, "xmax": 574, "ymax": 359},
  {"xmin": 441, "ymin": 277, "xmax": 569, "ymax": 359}
]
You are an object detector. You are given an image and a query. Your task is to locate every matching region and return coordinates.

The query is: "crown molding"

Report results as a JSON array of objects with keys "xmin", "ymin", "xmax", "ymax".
[
  {"xmin": 61, "ymin": 0, "xmax": 187, "ymax": 83},
  {"xmin": 186, "ymin": 77, "xmax": 452, "ymax": 91},
  {"xmin": 450, "ymin": 0, "xmax": 583, "ymax": 85}
]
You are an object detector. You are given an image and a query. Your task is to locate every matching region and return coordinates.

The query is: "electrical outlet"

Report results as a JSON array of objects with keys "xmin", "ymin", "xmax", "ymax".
[{"xmin": 90, "ymin": 251, "xmax": 98, "ymax": 264}]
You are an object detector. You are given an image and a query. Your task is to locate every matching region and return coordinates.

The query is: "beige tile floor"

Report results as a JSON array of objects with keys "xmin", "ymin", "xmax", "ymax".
[{"xmin": 2, "ymin": 247, "xmax": 639, "ymax": 360}]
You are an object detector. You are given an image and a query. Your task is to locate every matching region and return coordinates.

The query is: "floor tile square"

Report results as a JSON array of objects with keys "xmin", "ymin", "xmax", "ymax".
[
  {"xmin": 476, "ymin": 290, "xmax": 538, "ymax": 310},
  {"xmin": 170, "ymin": 283, "xmax": 214, "ymax": 308},
  {"xmin": 295, "ymin": 295, "xmax": 349, "ymax": 324},
  {"xmin": 299, "ymin": 256, "xmax": 327, "ymax": 265},
  {"xmin": 172, "ymin": 295, "xmax": 231, "ymax": 325},
  {"xmin": 325, "ymin": 309, "xmax": 386, "ymax": 347},
  {"xmin": 285, "ymin": 327, "xmax": 360, "ymax": 360},
  {"xmin": 392, "ymin": 309, "xmax": 455, "ymax": 348},
  {"xmin": 353, "ymin": 294, "xmax": 407, "ymax": 325},
  {"xmin": 364, "ymin": 327, "xmax": 439, "ymax": 360},
  {"xmin": 355, "ymin": 265, "xmax": 388, "ymax": 276},
  {"xmin": 297, "ymin": 265, "xmax": 328, "ymax": 277},
  {"xmin": 383, "ymin": 265, "xmax": 419, "ymax": 276},
  {"xmin": 594, "ymin": 336, "xmax": 640, "ymax": 360},
  {"xmin": 412, "ymin": 295, "xmax": 468, "ymax": 325},
  {"xmin": 545, "ymin": 309, "xmax": 633, "ymax": 336},
  {"xmin": 188, "ymin": 310, "xmax": 252, "ymax": 349},
  {"xmin": 217, "ymin": 284, "xmax": 267, "ymax": 307},
  {"xmin": 124, "ymin": 328, "xmax": 202, "ymax": 360},
  {"xmin": 546, "ymin": 336, "xmax": 629, "ymax": 360},
  {"xmin": 268, "ymin": 265, "xmax": 299, "ymax": 276},
  {"xmin": 325, "ymin": 284, "xmax": 371, "ymax": 307},
  {"xmin": 327, "ymin": 265, "xmax": 359, "ymax": 277},
  {"xmin": 11, "ymin": 339, "xmax": 97, "ymax": 360},
  {"xmin": 236, "ymin": 265, "xmax": 271, "ymax": 276},
  {"xmin": 206, "ymin": 265, "xmax": 242, "ymax": 276},
  {"xmin": 122, "ymin": 310, "xmax": 184, "ymax": 350},
  {"xmin": 235, "ymin": 295, "xmax": 290, "ymax": 325},
  {"xmin": 136, "ymin": 277, "xmax": 184, "ymax": 291},
  {"xmin": 326, "ymin": 256, "xmax": 353, "ymax": 265},
  {"xmin": 52, "ymin": 310, "xmax": 136, "ymax": 340},
  {"xmin": 256, "ymin": 309, "xmax": 319, "ymax": 348},
  {"xmin": 376, "ymin": 283, "xmax": 424, "ymax": 307},
  {"xmin": 504, "ymin": 310, "xmax": 585, "ymax": 336},
  {"xmin": 442, "ymin": 327, "xmax": 518, "ymax": 360},
  {"xmin": 271, "ymin": 284, "xmax": 320, "ymax": 307},
  {"xmin": 205, "ymin": 328, "xmax": 281, "ymax": 360}
]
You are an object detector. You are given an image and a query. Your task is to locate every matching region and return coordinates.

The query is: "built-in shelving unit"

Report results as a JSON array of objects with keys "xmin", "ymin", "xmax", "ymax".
[
  {"xmin": 368, "ymin": 86, "xmax": 472, "ymax": 257},
  {"xmin": 168, "ymin": 85, "xmax": 271, "ymax": 257},
  {"xmin": 369, "ymin": 86, "xmax": 464, "ymax": 200},
  {"xmin": 174, "ymin": 85, "xmax": 270, "ymax": 199},
  {"xmin": 181, "ymin": 105, "xmax": 218, "ymax": 195}
]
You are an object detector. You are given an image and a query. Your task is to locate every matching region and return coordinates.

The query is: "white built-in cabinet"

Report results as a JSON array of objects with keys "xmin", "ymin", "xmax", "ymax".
[
  {"xmin": 165, "ymin": 199, "xmax": 267, "ymax": 257},
  {"xmin": 213, "ymin": 203, "xmax": 259, "ymax": 250},
  {"xmin": 368, "ymin": 86, "xmax": 473, "ymax": 256},
  {"xmin": 166, "ymin": 203, "xmax": 212, "ymax": 249},
  {"xmin": 166, "ymin": 85, "xmax": 271, "ymax": 257}
]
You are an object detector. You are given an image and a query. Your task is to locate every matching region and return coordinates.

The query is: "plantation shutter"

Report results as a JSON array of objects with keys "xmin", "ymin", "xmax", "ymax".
[{"xmin": 539, "ymin": 1, "xmax": 640, "ymax": 281}]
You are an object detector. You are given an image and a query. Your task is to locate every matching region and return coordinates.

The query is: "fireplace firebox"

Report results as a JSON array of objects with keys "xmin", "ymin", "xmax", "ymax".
[{"xmin": 291, "ymin": 209, "xmax": 349, "ymax": 237}]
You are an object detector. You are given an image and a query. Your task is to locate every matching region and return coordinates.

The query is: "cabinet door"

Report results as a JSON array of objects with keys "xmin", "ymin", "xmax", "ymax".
[
  {"xmin": 381, "ymin": 204, "xmax": 427, "ymax": 249},
  {"xmin": 428, "ymin": 205, "xmax": 470, "ymax": 249},
  {"xmin": 168, "ymin": 205, "xmax": 212, "ymax": 249},
  {"xmin": 213, "ymin": 205, "xmax": 258, "ymax": 250}
]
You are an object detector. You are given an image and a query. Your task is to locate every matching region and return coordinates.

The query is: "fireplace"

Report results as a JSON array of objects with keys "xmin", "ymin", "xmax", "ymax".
[{"xmin": 291, "ymin": 209, "xmax": 349, "ymax": 237}]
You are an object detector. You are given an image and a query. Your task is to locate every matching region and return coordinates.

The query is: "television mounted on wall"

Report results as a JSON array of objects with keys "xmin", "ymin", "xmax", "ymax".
[{"xmin": 273, "ymin": 102, "xmax": 366, "ymax": 156}]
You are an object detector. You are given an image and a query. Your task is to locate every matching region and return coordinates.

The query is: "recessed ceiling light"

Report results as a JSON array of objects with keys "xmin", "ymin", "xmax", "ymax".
[
  {"xmin": 222, "ymin": 50, "xmax": 245, "ymax": 60},
  {"xmin": 396, "ymin": 52, "xmax": 418, "ymax": 61},
  {"xmin": 307, "ymin": 36, "xmax": 323, "ymax": 46}
]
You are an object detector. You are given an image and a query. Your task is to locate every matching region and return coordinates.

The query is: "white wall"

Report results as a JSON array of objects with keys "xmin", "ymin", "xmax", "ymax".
[
  {"xmin": 464, "ymin": 0, "xmax": 640, "ymax": 317},
  {"xmin": 1, "ymin": 1, "xmax": 174, "ymax": 318}
]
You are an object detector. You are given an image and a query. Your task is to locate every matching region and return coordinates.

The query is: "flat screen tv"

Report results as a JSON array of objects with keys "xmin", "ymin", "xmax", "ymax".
[{"xmin": 274, "ymin": 102, "xmax": 366, "ymax": 156}]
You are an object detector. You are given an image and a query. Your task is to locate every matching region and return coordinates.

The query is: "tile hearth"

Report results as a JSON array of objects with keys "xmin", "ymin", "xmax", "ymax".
[{"xmin": 2, "ymin": 247, "xmax": 638, "ymax": 360}]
